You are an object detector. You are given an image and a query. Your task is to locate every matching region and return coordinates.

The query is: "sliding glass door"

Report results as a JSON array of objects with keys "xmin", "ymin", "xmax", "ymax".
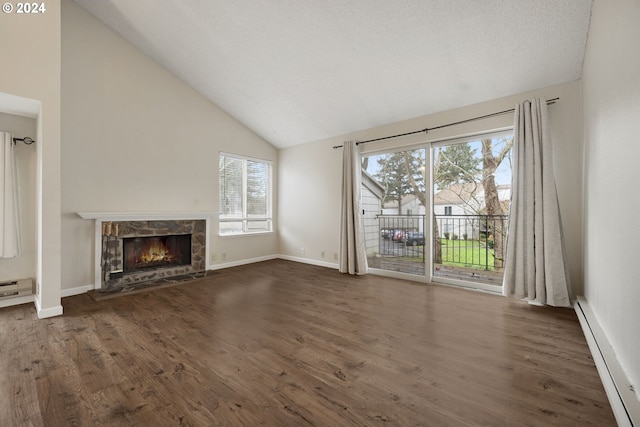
[{"xmin": 360, "ymin": 130, "xmax": 513, "ymax": 291}]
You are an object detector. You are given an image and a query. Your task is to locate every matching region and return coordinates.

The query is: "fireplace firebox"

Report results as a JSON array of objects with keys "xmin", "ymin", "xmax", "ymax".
[{"xmin": 123, "ymin": 234, "xmax": 192, "ymax": 273}]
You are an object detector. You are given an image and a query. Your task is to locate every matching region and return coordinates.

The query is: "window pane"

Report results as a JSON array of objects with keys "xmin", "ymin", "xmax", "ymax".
[
  {"xmin": 246, "ymin": 160, "xmax": 269, "ymax": 217},
  {"xmin": 220, "ymin": 156, "xmax": 243, "ymax": 219},
  {"xmin": 247, "ymin": 220, "xmax": 270, "ymax": 231},
  {"xmin": 219, "ymin": 153, "xmax": 272, "ymax": 235},
  {"xmin": 220, "ymin": 221, "xmax": 243, "ymax": 234}
]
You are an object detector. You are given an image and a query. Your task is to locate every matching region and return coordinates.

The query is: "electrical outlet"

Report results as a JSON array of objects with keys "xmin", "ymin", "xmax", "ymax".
[
  {"xmin": 321, "ymin": 251, "xmax": 325, "ymax": 258},
  {"xmin": 222, "ymin": 253, "xmax": 227, "ymax": 261},
  {"xmin": 211, "ymin": 253, "xmax": 217, "ymax": 261},
  {"xmin": 300, "ymin": 247, "xmax": 305, "ymax": 255},
  {"xmin": 333, "ymin": 253, "xmax": 338, "ymax": 260}
]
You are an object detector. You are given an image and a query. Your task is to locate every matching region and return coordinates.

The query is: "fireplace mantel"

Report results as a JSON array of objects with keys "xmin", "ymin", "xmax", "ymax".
[
  {"xmin": 77, "ymin": 212, "xmax": 217, "ymax": 221},
  {"xmin": 78, "ymin": 212, "xmax": 215, "ymax": 289}
]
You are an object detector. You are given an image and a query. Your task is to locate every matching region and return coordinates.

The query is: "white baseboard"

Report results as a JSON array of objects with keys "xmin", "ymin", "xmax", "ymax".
[
  {"xmin": 0, "ymin": 294, "xmax": 35, "ymax": 309},
  {"xmin": 34, "ymin": 296, "xmax": 63, "ymax": 319},
  {"xmin": 575, "ymin": 296, "xmax": 638, "ymax": 427},
  {"xmin": 276, "ymin": 254, "xmax": 339, "ymax": 270},
  {"xmin": 61, "ymin": 284, "xmax": 95, "ymax": 298},
  {"xmin": 208, "ymin": 254, "xmax": 279, "ymax": 270}
]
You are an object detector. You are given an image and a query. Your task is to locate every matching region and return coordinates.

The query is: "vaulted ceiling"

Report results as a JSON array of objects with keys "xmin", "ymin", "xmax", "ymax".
[{"xmin": 72, "ymin": 0, "xmax": 593, "ymax": 148}]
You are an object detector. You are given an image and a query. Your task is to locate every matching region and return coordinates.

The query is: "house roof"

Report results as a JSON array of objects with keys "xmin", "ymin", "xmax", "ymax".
[
  {"xmin": 434, "ymin": 183, "xmax": 480, "ymax": 205},
  {"xmin": 380, "ymin": 182, "xmax": 511, "ymax": 210},
  {"xmin": 382, "ymin": 194, "xmax": 421, "ymax": 210},
  {"xmin": 72, "ymin": 1, "xmax": 592, "ymax": 149},
  {"xmin": 434, "ymin": 183, "xmax": 511, "ymax": 205}
]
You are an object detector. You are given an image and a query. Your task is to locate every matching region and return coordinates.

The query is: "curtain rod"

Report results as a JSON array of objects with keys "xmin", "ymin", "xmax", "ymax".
[
  {"xmin": 12, "ymin": 137, "xmax": 36, "ymax": 145},
  {"xmin": 332, "ymin": 97, "xmax": 559, "ymax": 149}
]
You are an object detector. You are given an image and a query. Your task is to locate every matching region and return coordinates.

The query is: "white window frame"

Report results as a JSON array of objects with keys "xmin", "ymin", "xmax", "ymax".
[{"xmin": 219, "ymin": 152, "xmax": 273, "ymax": 236}]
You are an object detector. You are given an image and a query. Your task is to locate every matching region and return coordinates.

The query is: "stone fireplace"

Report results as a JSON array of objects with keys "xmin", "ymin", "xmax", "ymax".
[
  {"xmin": 78, "ymin": 212, "xmax": 213, "ymax": 291},
  {"xmin": 101, "ymin": 219, "xmax": 206, "ymax": 291}
]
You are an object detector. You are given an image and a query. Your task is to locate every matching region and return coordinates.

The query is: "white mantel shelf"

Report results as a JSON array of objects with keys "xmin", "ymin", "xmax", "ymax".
[{"xmin": 77, "ymin": 212, "xmax": 218, "ymax": 221}]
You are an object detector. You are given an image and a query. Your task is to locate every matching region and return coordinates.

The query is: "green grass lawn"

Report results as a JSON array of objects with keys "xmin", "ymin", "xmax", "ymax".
[
  {"xmin": 385, "ymin": 238, "xmax": 500, "ymax": 271},
  {"xmin": 438, "ymin": 239, "xmax": 496, "ymax": 271}
]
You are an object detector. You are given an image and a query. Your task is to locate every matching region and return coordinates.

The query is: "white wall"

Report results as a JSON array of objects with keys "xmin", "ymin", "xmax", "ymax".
[
  {"xmin": 61, "ymin": 0, "xmax": 278, "ymax": 290},
  {"xmin": 582, "ymin": 0, "xmax": 640, "ymax": 398},
  {"xmin": 279, "ymin": 140, "xmax": 343, "ymax": 262},
  {"xmin": 279, "ymin": 80, "xmax": 585, "ymax": 295},
  {"xmin": 362, "ymin": 186, "xmax": 381, "ymax": 256},
  {"xmin": 0, "ymin": 114, "xmax": 37, "ymax": 281},
  {"xmin": 0, "ymin": 3, "xmax": 62, "ymax": 317}
]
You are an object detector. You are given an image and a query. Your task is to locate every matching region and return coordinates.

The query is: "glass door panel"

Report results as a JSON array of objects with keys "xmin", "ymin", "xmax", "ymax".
[
  {"xmin": 432, "ymin": 133, "xmax": 512, "ymax": 289},
  {"xmin": 361, "ymin": 148, "xmax": 427, "ymax": 277}
]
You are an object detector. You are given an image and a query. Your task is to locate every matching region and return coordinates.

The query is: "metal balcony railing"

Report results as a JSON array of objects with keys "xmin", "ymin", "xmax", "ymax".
[
  {"xmin": 370, "ymin": 214, "xmax": 508, "ymax": 271},
  {"xmin": 375, "ymin": 215, "xmax": 426, "ymax": 260},
  {"xmin": 434, "ymin": 214, "xmax": 508, "ymax": 271}
]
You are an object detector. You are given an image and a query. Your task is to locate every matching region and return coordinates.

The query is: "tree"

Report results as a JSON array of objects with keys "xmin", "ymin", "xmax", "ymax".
[
  {"xmin": 373, "ymin": 150, "xmax": 424, "ymax": 214},
  {"xmin": 431, "ymin": 144, "xmax": 482, "ymax": 263},
  {"xmin": 433, "ymin": 143, "xmax": 481, "ymax": 188},
  {"xmin": 480, "ymin": 136, "xmax": 512, "ymax": 269}
]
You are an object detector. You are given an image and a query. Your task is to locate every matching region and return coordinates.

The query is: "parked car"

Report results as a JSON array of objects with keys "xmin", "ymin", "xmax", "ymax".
[
  {"xmin": 381, "ymin": 229, "xmax": 395, "ymax": 239},
  {"xmin": 392, "ymin": 230, "xmax": 405, "ymax": 242},
  {"xmin": 405, "ymin": 231, "xmax": 425, "ymax": 246}
]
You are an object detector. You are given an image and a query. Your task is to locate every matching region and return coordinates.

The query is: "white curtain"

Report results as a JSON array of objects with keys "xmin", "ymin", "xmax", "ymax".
[
  {"xmin": 339, "ymin": 140, "xmax": 368, "ymax": 275},
  {"xmin": 503, "ymin": 99, "xmax": 571, "ymax": 307},
  {"xmin": 0, "ymin": 132, "xmax": 21, "ymax": 258}
]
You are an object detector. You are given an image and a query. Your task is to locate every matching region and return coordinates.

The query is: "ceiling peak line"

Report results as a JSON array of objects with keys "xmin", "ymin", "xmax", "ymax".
[{"xmin": 332, "ymin": 97, "xmax": 559, "ymax": 149}]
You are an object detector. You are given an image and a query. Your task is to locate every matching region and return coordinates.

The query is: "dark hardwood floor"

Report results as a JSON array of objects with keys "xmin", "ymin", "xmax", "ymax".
[{"xmin": 0, "ymin": 260, "xmax": 615, "ymax": 426}]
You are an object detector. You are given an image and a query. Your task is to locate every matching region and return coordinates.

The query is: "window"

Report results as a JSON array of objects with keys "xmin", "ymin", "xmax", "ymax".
[
  {"xmin": 219, "ymin": 153, "xmax": 272, "ymax": 235},
  {"xmin": 444, "ymin": 206, "xmax": 452, "ymax": 216}
]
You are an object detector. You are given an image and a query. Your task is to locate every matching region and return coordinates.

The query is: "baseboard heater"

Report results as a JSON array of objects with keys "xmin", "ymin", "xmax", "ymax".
[
  {"xmin": 575, "ymin": 297, "xmax": 639, "ymax": 427},
  {"xmin": 0, "ymin": 278, "xmax": 33, "ymax": 299}
]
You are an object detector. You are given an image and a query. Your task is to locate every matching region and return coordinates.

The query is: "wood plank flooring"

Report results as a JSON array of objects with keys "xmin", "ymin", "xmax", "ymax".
[{"xmin": 0, "ymin": 259, "xmax": 615, "ymax": 426}]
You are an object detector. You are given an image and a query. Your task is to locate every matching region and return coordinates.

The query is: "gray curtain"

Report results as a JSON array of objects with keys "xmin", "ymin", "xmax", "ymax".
[
  {"xmin": 1, "ymin": 131, "xmax": 21, "ymax": 258},
  {"xmin": 503, "ymin": 99, "xmax": 571, "ymax": 307},
  {"xmin": 339, "ymin": 140, "xmax": 368, "ymax": 275}
]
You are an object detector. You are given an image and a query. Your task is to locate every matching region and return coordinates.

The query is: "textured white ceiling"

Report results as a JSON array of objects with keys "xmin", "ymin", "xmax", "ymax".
[{"xmin": 72, "ymin": 0, "xmax": 592, "ymax": 148}]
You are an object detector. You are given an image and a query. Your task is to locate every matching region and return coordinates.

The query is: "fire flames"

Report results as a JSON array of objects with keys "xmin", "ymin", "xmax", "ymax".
[{"xmin": 137, "ymin": 242, "xmax": 175, "ymax": 264}]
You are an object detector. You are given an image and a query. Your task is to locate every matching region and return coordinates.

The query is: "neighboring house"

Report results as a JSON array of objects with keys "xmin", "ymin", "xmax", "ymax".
[
  {"xmin": 434, "ymin": 182, "xmax": 511, "ymax": 215},
  {"xmin": 434, "ymin": 183, "xmax": 511, "ymax": 239},
  {"xmin": 375, "ymin": 183, "xmax": 511, "ymax": 239},
  {"xmin": 361, "ymin": 171, "xmax": 385, "ymax": 256},
  {"xmin": 380, "ymin": 194, "xmax": 426, "ymax": 241},
  {"xmin": 381, "ymin": 194, "xmax": 427, "ymax": 216}
]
